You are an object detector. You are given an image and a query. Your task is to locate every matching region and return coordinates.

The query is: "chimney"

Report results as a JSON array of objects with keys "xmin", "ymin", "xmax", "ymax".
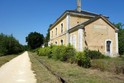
[{"xmin": 77, "ymin": 0, "xmax": 82, "ymax": 12}]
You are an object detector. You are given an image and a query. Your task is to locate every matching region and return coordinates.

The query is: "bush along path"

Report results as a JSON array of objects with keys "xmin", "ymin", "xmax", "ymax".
[
  {"xmin": 0, "ymin": 51, "xmax": 36, "ymax": 83},
  {"xmin": 28, "ymin": 52, "xmax": 66, "ymax": 83}
]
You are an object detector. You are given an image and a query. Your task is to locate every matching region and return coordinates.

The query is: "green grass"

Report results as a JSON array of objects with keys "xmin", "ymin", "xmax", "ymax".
[
  {"xmin": 29, "ymin": 52, "xmax": 124, "ymax": 83},
  {"xmin": 0, "ymin": 54, "xmax": 18, "ymax": 67}
]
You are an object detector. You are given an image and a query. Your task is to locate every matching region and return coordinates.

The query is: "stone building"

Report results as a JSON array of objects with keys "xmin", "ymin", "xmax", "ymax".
[{"xmin": 49, "ymin": 0, "xmax": 119, "ymax": 57}]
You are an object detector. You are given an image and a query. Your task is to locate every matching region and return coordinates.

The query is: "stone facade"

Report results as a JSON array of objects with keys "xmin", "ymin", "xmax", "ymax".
[{"xmin": 49, "ymin": 10, "xmax": 119, "ymax": 57}]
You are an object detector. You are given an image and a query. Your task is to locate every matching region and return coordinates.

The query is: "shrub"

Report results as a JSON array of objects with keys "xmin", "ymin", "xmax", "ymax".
[
  {"xmin": 51, "ymin": 45, "xmax": 66, "ymax": 60},
  {"xmin": 38, "ymin": 45, "xmax": 94, "ymax": 68},
  {"xmin": 76, "ymin": 52, "xmax": 91, "ymax": 68},
  {"xmin": 50, "ymin": 45, "xmax": 76, "ymax": 62},
  {"xmin": 38, "ymin": 45, "xmax": 76, "ymax": 63},
  {"xmin": 84, "ymin": 49, "xmax": 108, "ymax": 59},
  {"xmin": 38, "ymin": 47, "xmax": 51, "ymax": 57},
  {"xmin": 62, "ymin": 44, "xmax": 76, "ymax": 63}
]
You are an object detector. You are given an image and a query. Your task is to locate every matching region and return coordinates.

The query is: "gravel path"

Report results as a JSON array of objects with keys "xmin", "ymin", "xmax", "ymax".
[{"xmin": 0, "ymin": 51, "xmax": 36, "ymax": 83}]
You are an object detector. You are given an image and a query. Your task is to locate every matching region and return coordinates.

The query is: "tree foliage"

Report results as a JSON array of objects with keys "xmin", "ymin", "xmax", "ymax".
[
  {"xmin": 0, "ymin": 33, "xmax": 24, "ymax": 56},
  {"xmin": 114, "ymin": 23, "xmax": 124, "ymax": 55},
  {"xmin": 26, "ymin": 32, "xmax": 44, "ymax": 49},
  {"xmin": 44, "ymin": 28, "xmax": 50, "ymax": 47}
]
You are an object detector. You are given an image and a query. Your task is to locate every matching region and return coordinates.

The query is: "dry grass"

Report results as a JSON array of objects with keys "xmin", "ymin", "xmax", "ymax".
[
  {"xmin": 91, "ymin": 57, "xmax": 124, "ymax": 74},
  {"xmin": 30, "ymin": 52, "xmax": 124, "ymax": 83},
  {"xmin": 28, "ymin": 52, "xmax": 61, "ymax": 83},
  {"xmin": 0, "ymin": 54, "xmax": 18, "ymax": 67}
]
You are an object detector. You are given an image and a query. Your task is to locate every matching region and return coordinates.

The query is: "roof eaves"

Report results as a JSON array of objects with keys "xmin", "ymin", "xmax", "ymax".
[
  {"xmin": 69, "ymin": 12, "xmax": 96, "ymax": 18},
  {"xmin": 82, "ymin": 15, "xmax": 101, "ymax": 26},
  {"xmin": 50, "ymin": 10, "xmax": 69, "ymax": 30},
  {"xmin": 100, "ymin": 16, "xmax": 119, "ymax": 31},
  {"xmin": 68, "ymin": 15, "xmax": 106, "ymax": 33},
  {"xmin": 68, "ymin": 23, "xmax": 84, "ymax": 33},
  {"xmin": 81, "ymin": 15, "xmax": 118, "ymax": 31}
]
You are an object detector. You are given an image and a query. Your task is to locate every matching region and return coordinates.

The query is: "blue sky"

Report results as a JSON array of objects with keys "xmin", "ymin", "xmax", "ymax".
[{"xmin": 0, "ymin": 0, "xmax": 124, "ymax": 45}]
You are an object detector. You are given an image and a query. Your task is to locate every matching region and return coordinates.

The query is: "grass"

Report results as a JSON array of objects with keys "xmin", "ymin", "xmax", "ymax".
[
  {"xmin": 28, "ymin": 52, "xmax": 61, "ymax": 83},
  {"xmin": 0, "ymin": 54, "xmax": 18, "ymax": 67},
  {"xmin": 91, "ymin": 57, "xmax": 124, "ymax": 74},
  {"xmin": 29, "ymin": 52, "xmax": 124, "ymax": 83}
]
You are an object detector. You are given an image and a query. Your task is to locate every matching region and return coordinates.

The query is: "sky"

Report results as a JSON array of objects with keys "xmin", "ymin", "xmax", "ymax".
[{"xmin": 0, "ymin": 0, "xmax": 124, "ymax": 45}]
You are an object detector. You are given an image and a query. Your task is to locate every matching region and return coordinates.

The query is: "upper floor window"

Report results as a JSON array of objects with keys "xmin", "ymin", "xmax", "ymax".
[
  {"xmin": 52, "ymin": 31, "xmax": 53, "ymax": 38},
  {"xmin": 61, "ymin": 23, "xmax": 63, "ymax": 33},
  {"xmin": 56, "ymin": 28, "xmax": 57, "ymax": 36}
]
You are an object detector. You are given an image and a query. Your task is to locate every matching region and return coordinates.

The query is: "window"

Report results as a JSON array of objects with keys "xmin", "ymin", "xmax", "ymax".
[
  {"xmin": 55, "ymin": 41, "xmax": 57, "ymax": 45},
  {"xmin": 61, "ymin": 23, "xmax": 63, "ymax": 33},
  {"xmin": 56, "ymin": 28, "xmax": 57, "ymax": 36},
  {"xmin": 72, "ymin": 35, "xmax": 76, "ymax": 48},
  {"xmin": 105, "ymin": 40, "xmax": 112, "ymax": 55},
  {"xmin": 61, "ymin": 40, "xmax": 64, "ymax": 45},
  {"xmin": 70, "ymin": 35, "xmax": 76, "ymax": 48},
  {"xmin": 52, "ymin": 31, "xmax": 53, "ymax": 38},
  {"xmin": 106, "ymin": 41, "xmax": 111, "ymax": 53}
]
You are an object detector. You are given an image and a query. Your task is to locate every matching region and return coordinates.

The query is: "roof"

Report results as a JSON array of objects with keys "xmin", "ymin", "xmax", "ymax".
[
  {"xmin": 67, "ymin": 10, "xmax": 100, "ymax": 17},
  {"xmin": 50, "ymin": 10, "xmax": 106, "ymax": 30},
  {"xmin": 68, "ymin": 15, "xmax": 118, "ymax": 33}
]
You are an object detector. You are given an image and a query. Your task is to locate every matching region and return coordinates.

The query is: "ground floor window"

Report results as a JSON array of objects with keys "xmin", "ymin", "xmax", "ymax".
[
  {"xmin": 55, "ymin": 41, "xmax": 57, "ymax": 45},
  {"xmin": 61, "ymin": 40, "xmax": 64, "ymax": 45},
  {"xmin": 105, "ymin": 40, "xmax": 112, "ymax": 54},
  {"xmin": 70, "ymin": 35, "xmax": 76, "ymax": 48}
]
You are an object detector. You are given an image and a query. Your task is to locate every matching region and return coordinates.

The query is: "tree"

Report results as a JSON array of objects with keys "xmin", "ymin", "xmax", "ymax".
[
  {"xmin": 44, "ymin": 24, "xmax": 53, "ymax": 47},
  {"xmin": 0, "ymin": 33, "xmax": 24, "ymax": 56},
  {"xmin": 44, "ymin": 28, "xmax": 50, "ymax": 47},
  {"xmin": 114, "ymin": 23, "xmax": 124, "ymax": 30},
  {"xmin": 26, "ymin": 32, "xmax": 44, "ymax": 49},
  {"xmin": 114, "ymin": 23, "xmax": 124, "ymax": 55}
]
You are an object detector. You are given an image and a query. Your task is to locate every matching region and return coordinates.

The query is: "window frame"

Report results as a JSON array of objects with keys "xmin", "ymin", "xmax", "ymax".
[{"xmin": 105, "ymin": 39, "xmax": 113, "ymax": 55}]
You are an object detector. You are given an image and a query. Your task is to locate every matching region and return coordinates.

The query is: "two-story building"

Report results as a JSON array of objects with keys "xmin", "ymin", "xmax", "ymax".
[{"xmin": 49, "ymin": 0, "xmax": 119, "ymax": 57}]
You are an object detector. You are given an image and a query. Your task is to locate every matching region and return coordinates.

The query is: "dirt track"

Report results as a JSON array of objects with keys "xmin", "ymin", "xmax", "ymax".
[{"xmin": 0, "ymin": 51, "xmax": 36, "ymax": 83}]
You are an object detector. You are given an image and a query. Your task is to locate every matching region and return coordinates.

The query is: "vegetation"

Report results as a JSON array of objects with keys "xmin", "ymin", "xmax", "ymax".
[
  {"xmin": 0, "ymin": 54, "xmax": 18, "ymax": 67},
  {"xmin": 29, "ymin": 52, "xmax": 124, "ymax": 83},
  {"xmin": 28, "ymin": 52, "xmax": 60, "ymax": 83},
  {"xmin": 44, "ymin": 28, "xmax": 50, "ymax": 47},
  {"xmin": 76, "ymin": 52, "xmax": 91, "ymax": 68},
  {"xmin": 26, "ymin": 32, "xmax": 44, "ymax": 49},
  {"xmin": 38, "ymin": 45, "xmax": 76, "ymax": 62},
  {"xmin": 84, "ymin": 49, "xmax": 109, "ymax": 59},
  {"xmin": 0, "ymin": 33, "xmax": 24, "ymax": 56},
  {"xmin": 114, "ymin": 23, "xmax": 124, "ymax": 55},
  {"xmin": 91, "ymin": 57, "xmax": 124, "ymax": 74},
  {"xmin": 38, "ymin": 45, "xmax": 108, "ymax": 68}
]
